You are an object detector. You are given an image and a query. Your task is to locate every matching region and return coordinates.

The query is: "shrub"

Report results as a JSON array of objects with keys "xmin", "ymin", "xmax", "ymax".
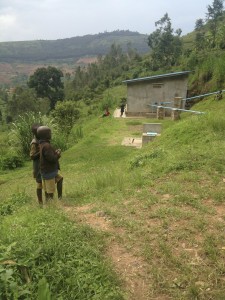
[
  {"xmin": 9, "ymin": 112, "xmax": 44, "ymax": 158},
  {"xmin": 0, "ymin": 153, "xmax": 24, "ymax": 170},
  {"xmin": 51, "ymin": 101, "xmax": 80, "ymax": 137}
]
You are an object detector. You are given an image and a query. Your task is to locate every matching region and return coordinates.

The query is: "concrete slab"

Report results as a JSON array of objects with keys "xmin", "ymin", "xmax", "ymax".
[
  {"xmin": 121, "ymin": 137, "xmax": 142, "ymax": 149},
  {"xmin": 113, "ymin": 108, "xmax": 126, "ymax": 118}
]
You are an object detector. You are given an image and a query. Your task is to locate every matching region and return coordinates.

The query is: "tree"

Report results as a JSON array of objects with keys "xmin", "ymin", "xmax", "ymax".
[
  {"xmin": 28, "ymin": 66, "xmax": 64, "ymax": 110},
  {"xmin": 51, "ymin": 101, "xmax": 80, "ymax": 137},
  {"xmin": 148, "ymin": 13, "xmax": 182, "ymax": 69},
  {"xmin": 195, "ymin": 19, "xmax": 206, "ymax": 50},
  {"xmin": 206, "ymin": 0, "xmax": 224, "ymax": 47},
  {"xmin": 195, "ymin": 18, "xmax": 204, "ymax": 31}
]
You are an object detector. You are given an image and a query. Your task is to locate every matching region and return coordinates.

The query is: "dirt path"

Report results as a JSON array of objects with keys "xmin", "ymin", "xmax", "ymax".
[{"xmin": 63, "ymin": 204, "xmax": 152, "ymax": 300}]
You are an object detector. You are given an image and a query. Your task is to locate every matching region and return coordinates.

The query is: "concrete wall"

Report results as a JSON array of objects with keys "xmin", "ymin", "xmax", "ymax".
[
  {"xmin": 126, "ymin": 75, "xmax": 188, "ymax": 116},
  {"xmin": 143, "ymin": 123, "xmax": 162, "ymax": 133}
]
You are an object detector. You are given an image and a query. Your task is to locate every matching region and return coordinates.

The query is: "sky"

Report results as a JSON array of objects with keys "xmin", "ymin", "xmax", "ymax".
[{"xmin": 0, "ymin": 0, "xmax": 212, "ymax": 42}]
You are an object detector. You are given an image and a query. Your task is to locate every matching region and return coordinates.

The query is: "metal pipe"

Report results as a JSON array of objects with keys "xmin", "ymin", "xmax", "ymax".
[
  {"xmin": 185, "ymin": 89, "xmax": 225, "ymax": 101},
  {"xmin": 147, "ymin": 104, "xmax": 205, "ymax": 114}
]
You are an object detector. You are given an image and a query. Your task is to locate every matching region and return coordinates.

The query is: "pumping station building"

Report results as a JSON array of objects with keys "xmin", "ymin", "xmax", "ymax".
[{"xmin": 123, "ymin": 71, "xmax": 191, "ymax": 117}]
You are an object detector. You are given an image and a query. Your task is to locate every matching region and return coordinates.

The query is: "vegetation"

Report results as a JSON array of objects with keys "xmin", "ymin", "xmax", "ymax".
[
  {"xmin": 148, "ymin": 13, "xmax": 182, "ymax": 69},
  {"xmin": 28, "ymin": 66, "xmax": 64, "ymax": 110},
  {"xmin": 1, "ymin": 93, "xmax": 225, "ymax": 298},
  {"xmin": 1, "ymin": 0, "xmax": 225, "ymax": 298},
  {"xmin": 0, "ymin": 30, "xmax": 149, "ymax": 63}
]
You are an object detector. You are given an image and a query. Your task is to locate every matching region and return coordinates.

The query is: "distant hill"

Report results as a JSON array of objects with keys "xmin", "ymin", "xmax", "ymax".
[{"xmin": 0, "ymin": 30, "xmax": 149, "ymax": 63}]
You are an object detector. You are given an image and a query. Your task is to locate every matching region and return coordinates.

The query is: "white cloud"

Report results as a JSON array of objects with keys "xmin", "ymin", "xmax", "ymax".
[
  {"xmin": 0, "ymin": 14, "xmax": 15, "ymax": 27},
  {"xmin": 0, "ymin": 0, "xmax": 212, "ymax": 42}
]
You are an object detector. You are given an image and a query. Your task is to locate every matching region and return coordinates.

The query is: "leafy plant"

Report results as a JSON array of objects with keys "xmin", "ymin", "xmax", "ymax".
[
  {"xmin": 9, "ymin": 112, "xmax": 44, "ymax": 157},
  {"xmin": 0, "ymin": 243, "xmax": 31, "ymax": 299},
  {"xmin": 51, "ymin": 100, "xmax": 80, "ymax": 137},
  {"xmin": 0, "ymin": 153, "xmax": 24, "ymax": 170}
]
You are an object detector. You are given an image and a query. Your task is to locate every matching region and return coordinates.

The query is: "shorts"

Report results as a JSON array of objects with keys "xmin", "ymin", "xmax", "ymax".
[{"xmin": 42, "ymin": 174, "xmax": 63, "ymax": 194}]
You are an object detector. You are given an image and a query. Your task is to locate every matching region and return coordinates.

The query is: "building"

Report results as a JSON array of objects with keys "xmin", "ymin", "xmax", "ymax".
[{"xmin": 123, "ymin": 71, "xmax": 191, "ymax": 117}]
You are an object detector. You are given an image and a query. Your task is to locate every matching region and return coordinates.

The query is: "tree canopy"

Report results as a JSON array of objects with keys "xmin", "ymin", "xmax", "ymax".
[
  {"xmin": 28, "ymin": 66, "xmax": 64, "ymax": 110},
  {"xmin": 147, "ymin": 13, "xmax": 182, "ymax": 69},
  {"xmin": 206, "ymin": 0, "xmax": 224, "ymax": 47}
]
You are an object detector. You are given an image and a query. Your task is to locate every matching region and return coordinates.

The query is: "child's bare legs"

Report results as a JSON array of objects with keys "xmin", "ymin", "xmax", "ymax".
[
  {"xmin": 36, "ymin": 188, "xmax": 43, "ymax": 205},
  {"xmin": 36, "ymin": 181, "xmax": 43, "ymax": 205},
  {"xmin": 57, "ymin": 177, "xmax": 63, "ymax": 200}
]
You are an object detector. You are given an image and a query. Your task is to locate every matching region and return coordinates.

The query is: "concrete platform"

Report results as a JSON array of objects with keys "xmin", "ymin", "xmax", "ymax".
[
  {"xmin": 121, "ymin": 137, "xmax": 142, "ymax": 149},
  {"xmin": 113, "ymin": 108, "xmax": 126, "ymax": 118}
]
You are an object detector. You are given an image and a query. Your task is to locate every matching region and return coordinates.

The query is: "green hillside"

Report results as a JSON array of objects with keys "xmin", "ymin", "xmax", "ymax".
[
  {"xmin": 1, "ymin": 89, "xmax": 225, "ymax": 298},
  {"xmin": 0, "ymin": 30, "xmax": 149, "ymax": 63},
  {"xmin": 1, "ymin": 4, "xmax": 225, "ymax": 297}
]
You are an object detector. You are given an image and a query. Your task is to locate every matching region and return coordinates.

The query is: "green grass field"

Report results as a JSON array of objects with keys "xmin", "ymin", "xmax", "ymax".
[{"xmin": 1, "ymin": 93, "xmax": 225, "ymax": 299}]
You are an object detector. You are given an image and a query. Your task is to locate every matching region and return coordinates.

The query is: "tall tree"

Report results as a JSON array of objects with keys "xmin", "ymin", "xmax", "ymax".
[
  {"xmin": 206, "ymin": 0, "xmax": 224, "ymax": 47},
  {"xmin": 148, "ymin": 13, "xmax": 182, "ymax": 69},
  {"xmin": 195, "ymin": 19, "xmax": 206, "ymax": 50},
  {"xmin": 28, "ymin": 66, "xmax": 64, "ymax": 110}
]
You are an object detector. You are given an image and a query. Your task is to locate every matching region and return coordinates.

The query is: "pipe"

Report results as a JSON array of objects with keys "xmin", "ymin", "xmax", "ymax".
[
  {"xmin": 147, "ymin": 104, "xmax": 205, "ymax": 114},
  {"xmin": 185, "ymin": 89, "xmax": 225, "ymax": 101}
]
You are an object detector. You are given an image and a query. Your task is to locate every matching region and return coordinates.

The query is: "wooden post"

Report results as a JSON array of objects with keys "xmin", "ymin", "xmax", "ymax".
[
  {"xmin": 174, "ymin": 97, "xmax": 182, "ymax": 109},
  {"xmin": 157, "ymin": 106, "xmax": 165, "ymax": 119},
  {"xmin": 171, "ymin": 108, "xmax": 180, "ymax": 120}
]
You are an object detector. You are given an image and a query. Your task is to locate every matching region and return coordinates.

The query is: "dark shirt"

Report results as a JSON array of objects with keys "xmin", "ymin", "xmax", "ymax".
[{"xmin": 39, "ymin": 140, "xmax": 60, "ymax": 179}]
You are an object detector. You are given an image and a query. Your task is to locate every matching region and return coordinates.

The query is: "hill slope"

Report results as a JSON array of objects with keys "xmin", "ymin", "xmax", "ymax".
[
  {"xmin": 0, "ymin": 30, "xmax": 149, "ymax": 63},
  {"xmin": 1, "ymin": 89, "xmax": 225, "ymax": 298}
]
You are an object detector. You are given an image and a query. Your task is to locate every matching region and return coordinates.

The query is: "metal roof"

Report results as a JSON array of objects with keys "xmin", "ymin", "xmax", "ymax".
[{"xmin": 122, "ymin": 71, "xmax": 191, "ymax": 84}]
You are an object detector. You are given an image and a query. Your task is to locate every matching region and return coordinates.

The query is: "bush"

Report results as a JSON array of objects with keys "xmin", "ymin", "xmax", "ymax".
[
  {"xmin": 51, "ymin": 101, "xmax": 80, "ymax": 138},
  {"xmin": 9, "ymin": 112, "xmax": 44, "ymax": 158},
  {"xmin": 0, "ymin": 153, "xmax": 24, "ymax": 170}
]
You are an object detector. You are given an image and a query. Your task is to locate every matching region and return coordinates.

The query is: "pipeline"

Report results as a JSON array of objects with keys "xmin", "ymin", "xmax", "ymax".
[
  {"xmin": 147, "ymin": 104, "xmax": 205, "ymax": 114},
  {"xmin": 185, "ymin": 89, "xmax": 225, "ymax": 101}
]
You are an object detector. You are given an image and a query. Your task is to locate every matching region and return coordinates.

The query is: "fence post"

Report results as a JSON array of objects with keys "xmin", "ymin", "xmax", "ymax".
[
  {"xmin": 174, "ymin": 97, "xmax": 182, "ymax": 109},
  {"xmin": 171, "ymin": 108, "xmax": 180, "ymax": 120},
  {"xmin": 157, "ymin": 106, "xmax": 165, "ymax": 119}
]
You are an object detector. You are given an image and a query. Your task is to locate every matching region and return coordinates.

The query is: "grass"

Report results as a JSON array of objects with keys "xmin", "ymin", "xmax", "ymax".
[
  {"xmin": 2, "ymin": 93, "xmax": 225, "ymax": 298},
  {"xmin": 0, "ymin": 205, "xmax": 123, "ymax": 299}
]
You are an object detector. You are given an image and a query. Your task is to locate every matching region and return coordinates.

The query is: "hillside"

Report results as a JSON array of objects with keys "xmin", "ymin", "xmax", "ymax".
[
  {"xmin": 0, "ymin": 30, "xmax": 149, "ymax": 87},
  {"xmin": 0, "ymin": 30, "xmax": 149, "ymax": 63},
  {"xmin": 1, "ymin": 88, "xmax": 225, "ymax": 298}
]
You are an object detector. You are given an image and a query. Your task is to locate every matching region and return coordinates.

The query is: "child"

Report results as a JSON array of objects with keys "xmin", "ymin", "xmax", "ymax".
[
  {"xmin": 120, "ymin": 103, "xmax": 125, "ymax": 117},
  {"xmin": 102, "ymin": 107, "xmax": 110, "ymax": 117},
  {"xmin": 30, "ymin": 123, "xmax": 43, "ymax": 205},
  {"xmin": 37, "ymin": 126, "xmax": 63, "ymax": 201}
]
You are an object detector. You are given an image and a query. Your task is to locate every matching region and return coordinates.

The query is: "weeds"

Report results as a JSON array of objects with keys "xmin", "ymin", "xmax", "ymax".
[
  {"xmin": 0, "ymin": 208, "xmax": 123, "ymax": 299},
  {"xmin": 0, "ymin": 192, "xmax": 31, "ymax": 216},
  {"xmin": 0, "ymin": 153, "xmax": 24, "ymax": 170}
]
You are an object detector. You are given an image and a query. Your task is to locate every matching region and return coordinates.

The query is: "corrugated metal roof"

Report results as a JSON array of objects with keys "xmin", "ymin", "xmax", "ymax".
[{"xmin": 123, "ymin": 71, "xmax": 191, "ymax": 84}]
